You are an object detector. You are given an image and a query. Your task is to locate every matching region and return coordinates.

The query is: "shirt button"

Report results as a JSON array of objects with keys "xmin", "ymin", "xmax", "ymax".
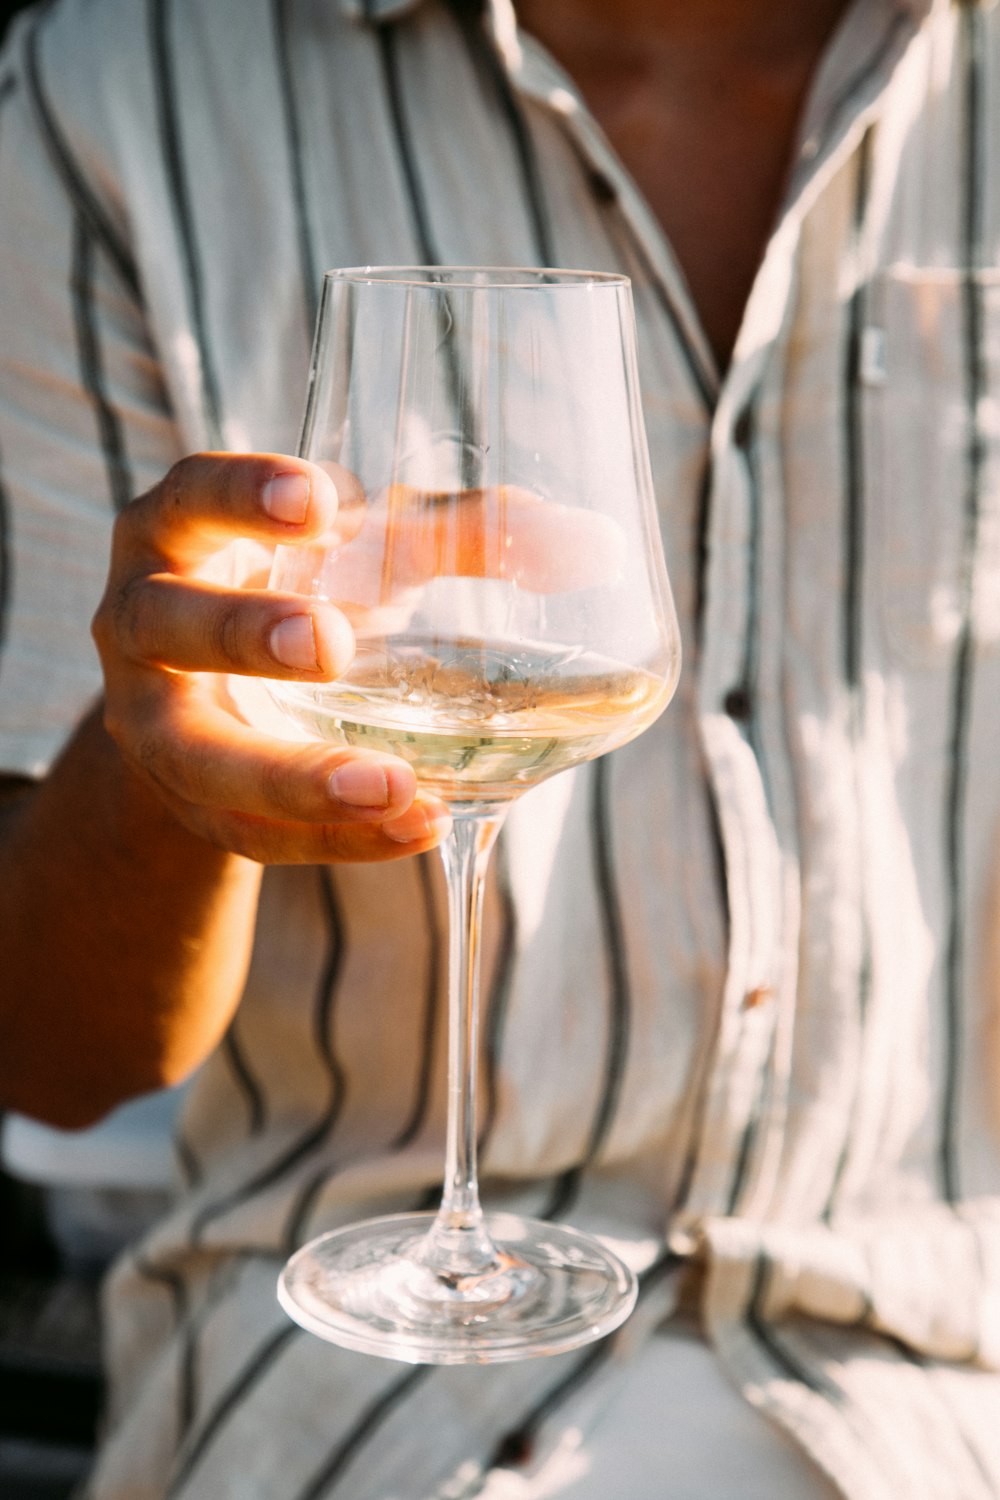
[
  {"xmin": 588, "ymin": 170, "xmax": 617, "ymax": 205},
  {"xmin": 733, "ymin": 407, "xmax": 754, "ymax": 449},
  {"xmin": 743, "ymin": 985, "xmax": 774, "ymax": 1010},
  {"xmin": 723, "ymin": 685, "xmax": 752, "ymax": 720}
]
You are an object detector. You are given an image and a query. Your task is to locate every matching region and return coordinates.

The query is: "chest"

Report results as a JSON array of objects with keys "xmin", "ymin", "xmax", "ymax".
[{"xmin": 570, "ymin": 62, "xmax": 820, "ymax": 372}]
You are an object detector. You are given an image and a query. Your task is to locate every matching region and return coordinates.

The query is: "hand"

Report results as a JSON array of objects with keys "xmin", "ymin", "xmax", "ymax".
[{"xmin": 91, "ymin": 452, "xmax": 453, "ymax": 863}]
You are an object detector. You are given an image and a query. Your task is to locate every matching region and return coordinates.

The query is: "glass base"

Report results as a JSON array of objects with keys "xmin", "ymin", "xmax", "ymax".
[{"xmin": 278, "ymin": 1210, "xmax": 638, "ymax": 1365}]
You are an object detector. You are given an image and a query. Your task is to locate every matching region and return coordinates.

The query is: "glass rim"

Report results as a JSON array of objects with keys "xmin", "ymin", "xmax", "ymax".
[{"xmin": 321, "ymin": 265, "xmax": 631, "ymax": 291}]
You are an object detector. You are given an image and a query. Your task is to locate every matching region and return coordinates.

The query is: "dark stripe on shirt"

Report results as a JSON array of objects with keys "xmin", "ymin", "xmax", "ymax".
[
  {"xmin": 221, "ymin": 1024, "xmax": 267, "ymax": 1139},
  {"xmin": 0, "ymin": 10, "xmax": 11, "ymax": 671},
  {"xmin": 446, "ymin": 0, "xmax": 556, "ymax": 266},
  {"xmin": 941, "ymin": 0, "xmax": 985, "ymax": 1205},
  {"xmin": 389, "ymin": 852, "xmax": 443, "ymax": 1150},
  {"xmin": 165, "ymin": 1322, "xmax": 301, "ymax": 1499},
  {"xmin": 842, "ymin": 131, "xmax": 873, "ymax": 696},
  {"xmin": 540, "ymin": 756, "xmax": 631, "ymax": 1221},
  {"xmin": 71, "ymin": 214, "xmax": 134, "ymax": 512},
  {"xmin": 174, "ymin": 1128, "xmax": 203, "ymax": 1190},
  {"xmin": 717, "ymin": 399, "xmax": 768, "ymax": 1217},
  {"xmin": 373, "ymin": 17, "xmax": 440, "ymax": 263},
  {"xmin": 192, "ymin": 865, "xmax": 347, "ymax": 1245},
  {"xmin": 745, "ymin": 1251, "xmax": 836, "ymax": 1389},
  {"xmin": 571, "ymin": 154, "xmax": 715, "ymax": 416},
  {"xmin": 293, "ymin": 1367, "xmax": 431, "ymax": 1500},
  {"xmin": 272, "ymin": 0, "xmax": 319, "ymax": 340},
  {"xmin": 745, "ymin": 1249, "xmax": 908, "ymax": 1488},
  {"xmin": 477, "ymin": 831, "xmax": 517, "ymax": 1157},
  {"xmin": 0, "ymin": 446, "xmax": 10, "ymax": 668},
  {"xmin": 24, "ymin": 8, "xmax": 141, "ymax": 300},
  {"xmin": 132, "ymin": 1254, "xmax": 195, "ymax": 1448},
  {"xmin": 825, "ymin": 129, "xmax": 876, "ymax": 1221},
  {"xmin": 484, "ymin": 1249, "xmax": 680, "ymax": 1477},
  {"xmin": 283, "ymin": 854, "xmax": 442, "ymax": 1248},
  {"xmin": 148, "ymin": 0, "xmax": 224, "ymax": 446},
  {"xmin": 811, "ymin": 8, "xmax": 913, "ymax": 167},
  {"xmin": 374, "ymin": 12, "xmax": 485, "ymax": 482}
]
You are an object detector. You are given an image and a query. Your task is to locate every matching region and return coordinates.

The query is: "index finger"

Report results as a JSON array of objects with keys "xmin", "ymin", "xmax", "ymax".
[{"xmin": 123, "ymin": 452, "xmax": 364, "ymax": 569}]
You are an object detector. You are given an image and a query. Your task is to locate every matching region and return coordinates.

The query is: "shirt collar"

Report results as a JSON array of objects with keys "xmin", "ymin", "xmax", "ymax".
[
  {"xmin": 338, "ymin": 0, "xmax": 509, "ymax": 23},
  {"xmin": 337, "ymin": 0, "xmax": 428, "ymax": 22}
]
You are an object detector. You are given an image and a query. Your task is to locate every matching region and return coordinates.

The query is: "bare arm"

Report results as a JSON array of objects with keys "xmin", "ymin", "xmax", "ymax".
[
  {"xmin": 0, "ymin": 716, "xmax": 264, "ymax": 1128},
  {"xmin": 0, "ymin": 453, "xmax": 451, "ymax": 1129}
]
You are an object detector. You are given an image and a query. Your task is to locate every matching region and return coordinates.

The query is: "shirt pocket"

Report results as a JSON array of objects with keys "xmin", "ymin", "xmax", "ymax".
[{"xmin": 867, "ymin": 266, "xmax": 1000, "ymax": 669}]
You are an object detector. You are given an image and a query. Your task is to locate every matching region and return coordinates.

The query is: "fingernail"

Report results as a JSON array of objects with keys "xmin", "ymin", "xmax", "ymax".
[
  {"xmin": 329, "ymin": 761, "xmax": 390, "ymax": 808},
  {"xmin": 383, "ymin": 806, "xmax": 453, "ymax": 843},
  {"xmin": 262, "ymin": 472, "xmax": 310, "ymax": 524},
  {"xmin": 270, "ymin": 614, "xmax": 318, "ymax": 669}
]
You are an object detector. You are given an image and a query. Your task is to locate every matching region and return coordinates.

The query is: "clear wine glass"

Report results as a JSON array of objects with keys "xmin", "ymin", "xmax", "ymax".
[{"xmin": 267, "ymin": 267, "xmax": 681, "ymax": 1364}]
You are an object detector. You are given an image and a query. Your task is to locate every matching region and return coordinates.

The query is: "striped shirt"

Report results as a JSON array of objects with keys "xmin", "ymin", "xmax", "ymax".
[{"xmin": 2, "ymin": 0, "xmax": 1000, "ymax": 1494}]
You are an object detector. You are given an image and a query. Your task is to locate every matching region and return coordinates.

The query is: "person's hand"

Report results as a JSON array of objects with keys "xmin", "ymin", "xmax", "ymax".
[{"xmin": 91, "ymin": 452, "xmax": 453, "ymax": 864}]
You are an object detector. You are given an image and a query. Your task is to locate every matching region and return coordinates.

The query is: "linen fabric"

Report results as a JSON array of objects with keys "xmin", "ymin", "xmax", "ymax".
[{"xmin": 1, "ymin": 0, "xmax": 999, "ymax": 1494}]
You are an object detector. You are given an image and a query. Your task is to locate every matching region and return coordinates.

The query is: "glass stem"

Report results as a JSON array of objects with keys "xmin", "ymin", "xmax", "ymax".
[{"xmin": 421, "ymin": 807, "xmax": 507, "ymax": 1278}]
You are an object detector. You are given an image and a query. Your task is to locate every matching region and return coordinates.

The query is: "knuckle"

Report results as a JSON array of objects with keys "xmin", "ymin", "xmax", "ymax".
[
  {"xmin": 318, "ymin": 821, "xmax": 362, "ymax": 862},
  {"xmin": 162, "ymin": 454, "xmax": 198, "ymax": 508},
  {"xmin": 257, "ymin": 752, "xmax": 306, "ymax": 819},
  {"xmin": 90, "ymin": 594, "xmax": 114, "ymax": 656},
  {"xmin": 110, "ymin": 576, "xmax": 156, "ymax": 660},
  {"xmin": 210, "ymin": 598, "xmax": 249, "ymax": 670},
  {"xmin": 100, "ymin": 698, "xmax": 130, "ymax": 753}
]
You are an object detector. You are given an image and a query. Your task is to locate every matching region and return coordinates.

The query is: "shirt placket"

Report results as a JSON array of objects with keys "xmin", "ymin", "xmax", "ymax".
[{"xmin": 494, "ymin": 0, "xmax": 922, "ymax": 1226}]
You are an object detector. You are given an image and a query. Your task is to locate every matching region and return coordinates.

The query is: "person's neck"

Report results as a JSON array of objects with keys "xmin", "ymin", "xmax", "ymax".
[
  {"xmin": 512, "ymin": 0, "xmax": 857, "ymax": 373},
  {"xmin": 514, "ymin": 0, "xmax": 855, "ymax": 66}
]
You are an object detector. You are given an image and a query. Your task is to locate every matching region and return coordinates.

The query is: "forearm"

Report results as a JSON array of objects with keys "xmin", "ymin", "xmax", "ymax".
[{"xmin": 0, "ymin": 702, "xmax": 263, "ymax": 1128}]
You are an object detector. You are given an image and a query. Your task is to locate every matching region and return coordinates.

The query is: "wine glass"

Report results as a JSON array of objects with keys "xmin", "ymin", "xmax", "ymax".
[{"xmin": 267, "ymin": 267, "xmax": 681, "ymax": 1364}]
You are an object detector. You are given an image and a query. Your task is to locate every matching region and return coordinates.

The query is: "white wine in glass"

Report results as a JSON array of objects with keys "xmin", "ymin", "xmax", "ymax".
[{"xmin": 268, "ymin": 267, "xmax": 681, "ymax": 1364}]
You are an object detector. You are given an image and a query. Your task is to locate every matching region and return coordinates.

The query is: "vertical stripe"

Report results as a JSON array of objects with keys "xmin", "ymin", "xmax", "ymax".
[
  {"xmin": 272, "ymin": 0, "xmax": 319, "ymax": 340},
  {"xmin": 174, "ymin": 1128, "xmax": 203, "ymax": 1189},
  {"xmin": 165, "ymin": 1323, "xmax": 301, "ymax": 1499},
  {"xmin": 148, "ymin": 0, "xmax": 224, "ymax": 446},
  {"xmin": 221, "ymin": 1024, "xmax": 267, "ymax": 1139},
  {"xmin": 23, "ymin": 7, "xmax": 141, "ymax": 299},
  {"xmin": 540, "ymin": 756, "xmax": 630, "ymax": 1220},
  {"xmin": 488, "ymin": 1344, "xmax": 609, "ymax": 1473},
  {"xmin": 482, "ymin": 1250, "xmax": 680, "ymax": 1480},
  {"xmin": 388, "ymin": 852, "xmax": 443, "ymax": 1150},
  {"xmin": 293, "ymin": 1367, "xmax": 430, "ymax": 1500},
  {"xmin": 0, "ymin": 13, "xmax": 11, "ymax": 681},
  {"xmin": 744, "ymin": 1251, "xmax": 838, "ymax": 1391},
  {"xmin": 477, "ymin": 832, "xmax": 517, "ymax": 1157},
  {"xmin": 809, "ymin": 9, "xmax": 913, "ymax": 159},
  {"xmin": 284, "ymin": 856, "xmax": 443, "ymax": 1248},
  {"xmin": 192, "ymin": 866, "xmax": 347, "ymax": 1245},
  {"xmin": 941, "ymin": 0, "xmax": 985, "ymax": 1205},
  {"xmin": 71, "ymin": 213, "xmax": 134, "ymax": 512},
  {"xmin": 0, "ymin": 442, "xmax": 10, "ymax": 670},
  {"xmin": 446, "ymin": 0, "xmax": 556, "ymax": 266},
  {"xmin": 842, "ymin": 132, "xmax": 874, "ymax": 697},
  {"xmin": 572, "ymin": 152, "xmax": 716, "ymax": 415},
  {"xmin": 734, "ymin": 404, "xmax": 762, "ymax": 723},
  {"xmin": 718, "ymin": 399, "xmax": 767, "ymax": 1217},
  {"xmin": 372, "ymin": 13, "xmax": 482, "ymax": 482},
  {"xmin": 560, "ymin": 141, "xmax": 726, "ymax": 1225},
  {"xmin": 825, "ymin": 129, "xmax": 876, "ymax": 1221},
  {"xmin": 132, "ymin": 1254, "xmax": 194, "ymax": 1454},
  {"xmin": 372, "ymin": 18, "xmax": 440, "ymax": 264}
]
